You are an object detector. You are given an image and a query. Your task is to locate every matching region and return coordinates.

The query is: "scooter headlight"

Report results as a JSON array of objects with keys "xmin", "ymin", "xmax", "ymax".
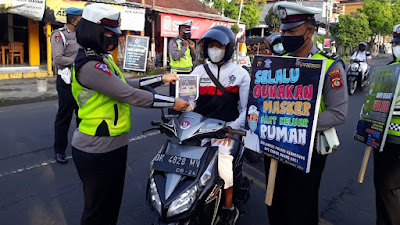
[
  {"xmin": 351, "ymin": 63, "xmax": 359, "ymax": 71},
  {"xmin": 150, "ymin": 178, "xmax": 162, "ymax": 214},
  {"xmin": 167, "ymin": 184, "xmax": 198, "ymax": 217}
]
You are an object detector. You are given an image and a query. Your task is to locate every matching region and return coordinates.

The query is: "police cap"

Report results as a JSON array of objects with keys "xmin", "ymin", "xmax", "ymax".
[
  {"xmin": 273, "ymin": 1, "xmax": 321, "ymax": 30},
  {"xmin": 392, "ymin": 24, "xmax": 400, "ymax": 43},
  {"xmin": 178, "ymin": 20, "xmax": 192, "ymax": 33},
  {"xmin": 65, "ymin": 7, "xmax": 83, "ymax": 16},
  {"xmin": 82, "ymin": 3, "xmax": 121, "ymax": 34}
]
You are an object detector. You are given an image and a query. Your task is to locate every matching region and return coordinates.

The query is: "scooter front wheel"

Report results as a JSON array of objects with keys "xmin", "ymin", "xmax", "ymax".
[{"xmin": 348, "ymin": 79, "xmax": 357, "ymax": 95}]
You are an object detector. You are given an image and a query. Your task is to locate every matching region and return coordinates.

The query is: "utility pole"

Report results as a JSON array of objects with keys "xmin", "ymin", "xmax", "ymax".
[
  {"xmin": 325, "ymin": 0, "xmax": 330, "ymax": 39},
  {"xmin": 236, "ymin": 0, "xmax": 244, "ymax": 64}
]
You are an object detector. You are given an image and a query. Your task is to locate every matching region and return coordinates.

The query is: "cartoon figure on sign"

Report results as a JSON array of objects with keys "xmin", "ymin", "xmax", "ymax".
[{"xmin": 244, "ymin": 105, "xmax": 260, "ymax": 153}]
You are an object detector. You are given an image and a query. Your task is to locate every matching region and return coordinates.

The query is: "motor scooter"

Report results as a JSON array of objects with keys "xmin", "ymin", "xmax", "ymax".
[
  {"xmin": 146, "ymin": 111, "xmax": 252, "ymax": 225},
  {"xmin": 347, "ymin": 60, "xmax": 370, "ymax": 95}
]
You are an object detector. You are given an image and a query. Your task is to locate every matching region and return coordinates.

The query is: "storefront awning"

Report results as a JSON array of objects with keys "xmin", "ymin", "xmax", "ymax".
[
  {"xmin": 158, "ymin": 8, "xmax": 244, "ymax": 39},
  {"xmin": 2, "ymin": 0, "xmax": 46, "ymax": 21}
]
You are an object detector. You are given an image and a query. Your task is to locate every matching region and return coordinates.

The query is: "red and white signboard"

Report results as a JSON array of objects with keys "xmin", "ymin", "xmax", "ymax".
[{"xmin": 161, "ymin": 13, "xmax": 233, "ymax": 39}]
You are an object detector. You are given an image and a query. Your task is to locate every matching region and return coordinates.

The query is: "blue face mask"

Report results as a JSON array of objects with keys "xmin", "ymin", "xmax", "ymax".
[
  {"xmin": 249, "ymin": 120, "xmax": 258, "ymax": 132},
  {"xmin": 273, "ymin": 43, "xmax": 284, "ymax": 54}
]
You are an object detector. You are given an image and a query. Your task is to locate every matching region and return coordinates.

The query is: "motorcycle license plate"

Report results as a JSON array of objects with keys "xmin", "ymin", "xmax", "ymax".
[
  {"xmin": 349, "ymin": 72, "xmax": 359, "ymax": 75},
  {"xmin": 151, "ymin": 153, "xmax": 200, "ymax": 177}
]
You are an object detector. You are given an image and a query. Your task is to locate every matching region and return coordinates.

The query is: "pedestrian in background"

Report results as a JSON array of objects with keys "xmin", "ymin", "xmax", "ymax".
[
  {"xmin": 72, "ymin": 4, "xmax": 189, "ymax": 225},
  {"xmin": 372, "ymin": 24, "xmax": 400, "ymax": 225},
  {"xmin": 264, "ymin": 2, "xmax": 348, "ymax": 225},
  {"xmin": 51, "ymin": 7, "xmax": 83, "ymax": 164}
]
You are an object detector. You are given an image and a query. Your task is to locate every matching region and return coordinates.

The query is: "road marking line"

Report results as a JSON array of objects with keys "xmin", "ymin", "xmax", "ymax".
[
  {"xmin": 0, "ymin": 131, "xmax": 161, "ymax": 178},
  {"xmin": 129, "ymin": 130, "xmax": 161, "ymax": 142}
]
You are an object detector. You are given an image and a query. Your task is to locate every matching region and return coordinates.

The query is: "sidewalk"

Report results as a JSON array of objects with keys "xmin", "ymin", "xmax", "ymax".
[{"xmin": 0, "ymin": 73, "xmax": 147, "ymax": 107}]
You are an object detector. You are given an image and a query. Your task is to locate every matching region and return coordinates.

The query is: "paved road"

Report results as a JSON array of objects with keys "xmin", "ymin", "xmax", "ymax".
[{"xmin": 0, "ymin": 56, "xmax": 394, "ymax": 225}]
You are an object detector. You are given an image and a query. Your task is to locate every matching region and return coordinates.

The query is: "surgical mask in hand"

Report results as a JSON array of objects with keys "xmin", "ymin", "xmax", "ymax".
[
  {"xmin": 393, "ymin": 46, "xmax": 400, "ymax": 60},
  {"xmin": 273, "ymin": 43, "xmax": 284, "ymax": 54},
  {"xmin": 249, "ymin": 120, "xmax": 258, "ymax": 132},
  {"xmin": 208, "ymin": 47, "xmax": 225, "ymax": 63}
]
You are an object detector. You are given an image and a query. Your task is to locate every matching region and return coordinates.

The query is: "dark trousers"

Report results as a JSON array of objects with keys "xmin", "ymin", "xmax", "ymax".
[
  {"xmin": 264, "ymin": 150, "xmax": 327, "ymax": 225},
  {"xmin": 374, "ymin": 142, "xmax": 400, "ymax": 225},
  {"xmin": 72, "ymin": 145, "xmax": 128, "ymax": 225},
  {"xmin": 54, "ymin": 75, "xmax": 79, "ymax": 154}
]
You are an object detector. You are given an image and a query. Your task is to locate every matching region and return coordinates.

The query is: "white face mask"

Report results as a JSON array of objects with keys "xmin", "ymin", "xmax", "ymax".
[
  {"xmin": 208, "ymin": 46, "xmax": 225, "ymax": 63},
  {"xmin": 393, "ymin": 45, "xmax": 400, "ymax": 59}
]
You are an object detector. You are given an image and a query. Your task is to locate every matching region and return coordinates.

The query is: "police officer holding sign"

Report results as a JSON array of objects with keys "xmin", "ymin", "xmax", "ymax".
[
  {"xmin": 72, "ymin": 4, "xmax": 189, "ymax": 225},
  {"xmin": 372, "ymin": 24, "xmax": 400, "ymax": 225},
  {"xmin": 264, "ymin": 2, "xmax": 348, "ymax": 225},
  {"xmin": 51, "ymin": 7, "xmax": 83, "ymax": 164}
]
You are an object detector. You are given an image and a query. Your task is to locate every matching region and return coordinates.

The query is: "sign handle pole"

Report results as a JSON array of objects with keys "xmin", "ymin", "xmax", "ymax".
[
  {"xmin": 265, "ymin": 159, "xmax": 278, "ymax": 206},
  {"xmin": 358, "ymin": 146, "xmax": 372, "ymax": 183}
]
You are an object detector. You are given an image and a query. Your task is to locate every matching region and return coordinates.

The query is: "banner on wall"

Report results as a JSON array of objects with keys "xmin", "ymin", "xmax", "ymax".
[
  {"xmin": 245, "ymin": 55, "xmax": 326, "ymax": 173},
  {"xmin": 45, "ymin": 0, "xmax": 145, "ymax": 31},
  {"xmin": 6, "ymin": 0, "xmax": 46, "ymax": 21},
  {"xmin": 160, "ymin": 13, "xmax": 232, "ymax": 39}
]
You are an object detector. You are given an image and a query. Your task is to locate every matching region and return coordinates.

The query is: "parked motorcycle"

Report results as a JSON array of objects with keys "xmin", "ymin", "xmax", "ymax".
[
  {"xmin": 146, "ymin": 110, "xmax": 252, "ymax": 225},
  {"xmin": 347, "ymin": 60, "xmax": 370, "ymax": 95}
]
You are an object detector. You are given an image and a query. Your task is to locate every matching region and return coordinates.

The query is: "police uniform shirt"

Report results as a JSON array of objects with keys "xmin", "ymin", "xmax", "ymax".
[
  {"xmin": 168, "ymin": 37, "xmax": 195, "ymax": 61},
  {"xmin": 72, "ymin": 58, "xmax": 155, "ymax": 154},
  {"xmin": 309, "ymin": 45, "xmax": 348, "ymax": 131},
  {"xmin": 51, "ymin": 24, "xmax": 80, "ymax": 70}
]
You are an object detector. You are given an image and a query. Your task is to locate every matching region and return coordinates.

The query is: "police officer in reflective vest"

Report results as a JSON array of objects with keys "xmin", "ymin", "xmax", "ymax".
[
  {"xmin": 373, "ymin": 24, "xmax": 400, "ymax": 225},
  {"xmin": 264, "ymin": 2, "xmax": 348, "ymax": 225},
  {"xmin": 51, "ymin": 7, "xmax": 83, "ymax": 164},
  {"xmin": 168, "ymin": 20, "xmax": 196, "ymax": 74},
  {"xmin": 72, "ymin": 4, "xmax": 189, "ymax": 225}
]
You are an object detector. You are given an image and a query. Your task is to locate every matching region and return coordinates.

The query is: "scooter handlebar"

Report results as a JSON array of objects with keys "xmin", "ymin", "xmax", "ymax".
[{"xmin": 226, "ymin": 128, "xmax": 247, "ymax": 137}]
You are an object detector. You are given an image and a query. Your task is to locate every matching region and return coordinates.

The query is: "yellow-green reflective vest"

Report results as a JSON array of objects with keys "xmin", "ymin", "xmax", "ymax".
[
  {"xmin": 283, "ymin": 51, "xmax": 338, "ymax": 113},
  {"xmin": 72, "ymin": 57, "xmax": 131, "ymax": 136},
  {"xmin": 169, "ymin": 39, "xmax": 193, "ymax": 72},
  {"xmin": 388, "ymin": 60, "xmax": 400, "ymax": 136}
]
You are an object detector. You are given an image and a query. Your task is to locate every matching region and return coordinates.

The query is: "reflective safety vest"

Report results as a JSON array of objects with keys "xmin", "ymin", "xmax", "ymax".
[
  {"xmin": 388, "ymin": 60, "xmax": 400, "ymax": 136},
  {"xmin": 284, "ymin": 51, "xmax": 342, "ymax": 113},
  {"xmin": 71, "ymin": 56, "xmax": 131, "ymax": 136},
  {"xmin": 169, "ymin": 38, "xmax": 193, "ymax": 72}
]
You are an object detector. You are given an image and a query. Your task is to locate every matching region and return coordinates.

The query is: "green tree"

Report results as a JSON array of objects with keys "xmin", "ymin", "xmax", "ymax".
[
  {"xmin": 361, "ymin": 0, "xmax": 393, "ymax": 35},
  {"xmin": 331, "ymin": 12, "xmax": 371, "ymax": 51},
  {"xmin": 392, "ymin": 1, "xmax": 400, "ymax": 25},
  {"xmin": 205, "ymin": 0, "xmax": 264, "ymax": 29},
  {"xmin": 264, "ymin": 7, "xmax": 280, "ymax": 32}
]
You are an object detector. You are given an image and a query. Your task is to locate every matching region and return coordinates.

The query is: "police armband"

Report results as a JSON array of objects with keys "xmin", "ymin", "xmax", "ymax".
[
  {"xmin": 140, "ymin": 75, "xmax": 163, "ymax": 88},
  {"xmin": 152, "ymin": 94, "xmax": 175, "ymax": 108}
]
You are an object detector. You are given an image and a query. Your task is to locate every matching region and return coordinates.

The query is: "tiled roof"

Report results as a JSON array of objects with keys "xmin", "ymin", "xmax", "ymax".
[{"xmin": 127, "ymin": 0, "xmax": 218, "ymax": 14}]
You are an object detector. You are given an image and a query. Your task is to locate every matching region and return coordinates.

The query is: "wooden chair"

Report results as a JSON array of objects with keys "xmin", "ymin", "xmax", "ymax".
[{"xmin": 6, "ymin": 42, "xmax": 24, "ymax": 65}]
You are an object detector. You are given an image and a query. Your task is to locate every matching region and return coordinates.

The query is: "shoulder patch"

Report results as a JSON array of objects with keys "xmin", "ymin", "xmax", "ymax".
[
  {"xmin": 54, "ymin": 34, "xmax": 61, "ymax": 42},
  {"xmin": 172, "ymin": 42, "xmax": 177, "ymax": 49},
  {"xmin": 328, "ymin": 69, "xmax": 343, "ymax": 89},
  {"xmin": 94, "ymin": 62, "xmax": 111, "ymax": 75}
]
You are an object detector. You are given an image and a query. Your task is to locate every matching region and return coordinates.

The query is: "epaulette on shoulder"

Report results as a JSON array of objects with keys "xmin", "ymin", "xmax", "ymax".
[{"xmin": 319, "ymin": 51, "xmax": 339, "ymax": 60}]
